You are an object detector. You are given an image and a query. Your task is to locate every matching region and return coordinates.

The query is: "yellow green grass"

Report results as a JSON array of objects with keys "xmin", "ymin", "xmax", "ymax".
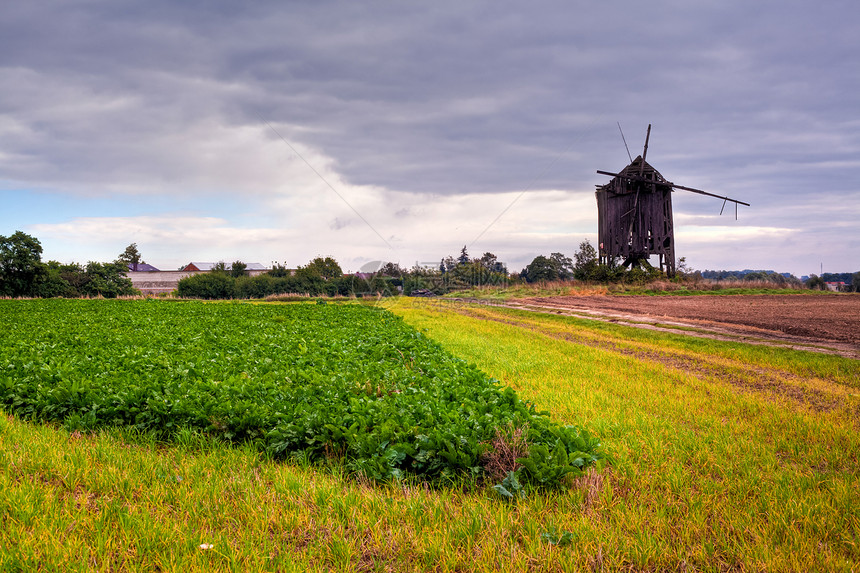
[
  {"xmin": 2, "ymin": 299, "xmax": 859, "ymax": 571},
  {"xmin": 393, "ymin": 300, "xmax": 859, "ymax": 570},
  {"xmin": 445, "ymin": 281, "xmax": 607, "ymax": 300}
]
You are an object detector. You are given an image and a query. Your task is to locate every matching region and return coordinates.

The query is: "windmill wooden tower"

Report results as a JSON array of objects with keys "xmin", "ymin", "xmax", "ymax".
[{"xmin": 595, "ymin": 125, "xmax": 749, "ymax": 277}]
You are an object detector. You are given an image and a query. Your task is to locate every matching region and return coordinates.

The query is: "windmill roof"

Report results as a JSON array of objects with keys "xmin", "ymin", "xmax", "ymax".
[{"xmin": 615, "ymin": 156, "xmax": 668, "ymax": 183}]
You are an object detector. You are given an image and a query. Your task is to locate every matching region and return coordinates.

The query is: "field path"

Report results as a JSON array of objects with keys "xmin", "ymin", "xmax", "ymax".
[
  {"xmin": 440, "ymin": 294, "xmax": 860, "ymax": 359},
  {"xmin": 435, "ymin": 303, "xmax": 860, "ymax": 418}
]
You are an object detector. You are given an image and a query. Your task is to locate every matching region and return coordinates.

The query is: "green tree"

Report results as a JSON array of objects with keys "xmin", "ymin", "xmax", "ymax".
[
  {"xmin": 805, "ymin": 274, "xmax": 826, "ymax": 290},
  {"xmin": 378, "ymin": 262, "xmax": 403, "ymax": 277},
  {"xmin": 268, "ymin": 263, "xmax": 292, "ymax": 278},
  {"xmin": 457, "ymin": 245, "xmax": 470, "ymax": 266},
  {"xmin": 853, "ymin": 272, "xmax": 860, "ymax": 293},
  {"xmin": 177, "ymin": 272, "xmax": 235, "ymax": 299},
  {"xmin": 37, "ymin": 261, "xmax": 76, "ymax": 298},
  {"xmin": 56, "ymin": 262, "xmax": 89, "ymax": 293},
  {"xmin": 80, "ymin": 262, "xmax": 137, "ymax": 298},
  {"xmin": 297, "ymin": 257, "xmax": 343, "ymax": 280},
  {"xmin": 230, "ymin": 261, "xmax": 248, "ymax": 278},
  {"xmin": 461, "ymin": 252, "xmax": 508, "ymax": 287},
  {"xmin": 572, "ymin": 241, "xmax": 598, "ymax": 280},
  {"xmin": 767, "ymin": 272, "xmax": 787, "ymax": 285},
  {"xmin": 522, "ymin": 256, "xmax": 559, "ymax": 283},
  {"xmin": 0, "ymin": 231, "xmax": 47, "ymax": 297},
  {"xmin": 117, "ymin": 243, "xmax": 145, "ymax": 271},
  {"xmin": 675, "ymin": 257, "xmax": 694, "ymax": 279},
  {"xmin": 234, "ymin": 275, "xmax": 266, "ymax": 298},
  {"xmin": 439, "ymin": 256, "xmax": 456, "ymax": 274},
  {"xmin": 479, "ymin": 252, "xmax": 507, "ymax": 275},
  {"xmin": 549, "ymin": 251, "xmax": 574, "ymax": 280}
]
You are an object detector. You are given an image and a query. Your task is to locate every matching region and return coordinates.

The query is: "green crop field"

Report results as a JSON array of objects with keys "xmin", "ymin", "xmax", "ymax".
[
  {"xmin": 1, "ymin": 298, "xmax": 858, "ymax": 571},
  {"xmin": 0, "ymin": 300, "xmax": 599, "ymax": 486}
]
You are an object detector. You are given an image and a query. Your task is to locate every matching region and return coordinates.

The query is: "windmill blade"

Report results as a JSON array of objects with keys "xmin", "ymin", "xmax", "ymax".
[
  {"xmin": 596, "ymin": 170, "xmax": 750, "ymax": 207},
  {"xmin": 618, "ymin": 122, "xmax": 633, "ymax": 163},
  {"xmin": 668, "ymin": 182, "xmax": 751, "ymax": 207},
  {"xmin": 640, "ymin": 124, "xmax": 651, "ymax": 174}
]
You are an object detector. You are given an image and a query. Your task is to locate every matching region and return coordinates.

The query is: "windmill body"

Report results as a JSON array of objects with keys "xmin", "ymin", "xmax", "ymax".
[
  {"xmin": 595, "ymin": 125, "xmax": 748, "ymax": 278},
  {"xmin": 596, "ymin": 155, "xmax": 676, "ymax": 275}
]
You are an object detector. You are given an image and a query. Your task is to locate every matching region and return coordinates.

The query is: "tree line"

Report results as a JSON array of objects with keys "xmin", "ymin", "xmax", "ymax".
[
  {"xmin": 700, "ymin": 268, "xmax": 860, "ymax": 291},
  {"xmin": 176, "ymin": 241, "xmax": 673, "ymax": 299},
  {"xmin": 0, "ymin": 232, "xmax": 136, "ymax": 298},
  {"xmin": 5, "ymin": 230, "xmax": 858, "ymax": 298},
  {"xmin": 175, "ymin": 257, "xmax": 396, "ymax": 299}
]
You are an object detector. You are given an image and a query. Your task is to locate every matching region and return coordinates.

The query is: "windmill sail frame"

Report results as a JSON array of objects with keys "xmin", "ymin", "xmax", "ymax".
[{"xmin": 595, "ymin": 125, "xmax": 748, "ymax": 278}]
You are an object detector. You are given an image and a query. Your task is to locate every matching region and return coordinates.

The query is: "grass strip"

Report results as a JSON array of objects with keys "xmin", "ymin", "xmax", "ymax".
[{"xmin": 390, "ymin": 300, "xmax": 860, "ymax": 571}]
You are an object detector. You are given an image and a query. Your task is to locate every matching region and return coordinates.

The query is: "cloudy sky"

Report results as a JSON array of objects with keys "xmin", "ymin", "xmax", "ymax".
[{"xmin": 2, "ymin": 1, "xmax": 858, "ymax": 277}]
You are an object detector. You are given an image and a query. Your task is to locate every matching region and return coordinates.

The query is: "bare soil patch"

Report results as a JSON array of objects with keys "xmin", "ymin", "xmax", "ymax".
[{"xmin": 511, "ymin": 294, "xmax": 860, "ymax": 357}]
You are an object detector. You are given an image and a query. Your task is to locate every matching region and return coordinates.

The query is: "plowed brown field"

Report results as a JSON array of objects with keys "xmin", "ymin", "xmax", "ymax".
[{"xmin": 513, "ymin": 293, "xmax": 860, "ymax": 357}]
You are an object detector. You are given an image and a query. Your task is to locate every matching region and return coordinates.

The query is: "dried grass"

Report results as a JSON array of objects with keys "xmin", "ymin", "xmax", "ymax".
[
  {"xmin": 574, "ymin": 467, "xmax": 608, "ymax": 517},
  {"xmin": 480, "ymin": 424, "xmax": 529, "ymax": 482}
]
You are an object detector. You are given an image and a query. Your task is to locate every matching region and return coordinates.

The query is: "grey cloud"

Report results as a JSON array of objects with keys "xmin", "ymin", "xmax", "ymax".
[
  {"xmin": 329, "ymin": 217, "xmax": 355, "ymax": 231},
  {"xmin": 1, "ymin": 0, "xmax": 859, "ymax": 273}
]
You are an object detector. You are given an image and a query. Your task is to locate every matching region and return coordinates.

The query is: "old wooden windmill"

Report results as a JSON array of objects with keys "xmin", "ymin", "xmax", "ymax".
[{"xmin": 595, "ymin": 125, "xmax": 749, "ymax": 277}]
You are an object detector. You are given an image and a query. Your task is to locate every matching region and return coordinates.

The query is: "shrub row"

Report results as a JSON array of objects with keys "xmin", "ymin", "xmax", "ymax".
[{"xmin": 176, "ymin": 273, "xmax": 401, "ymax": 299}]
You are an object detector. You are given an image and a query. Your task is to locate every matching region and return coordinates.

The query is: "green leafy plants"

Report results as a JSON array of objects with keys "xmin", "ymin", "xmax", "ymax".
[
  {"xmin": 492, "ymin": 470, "xmax": 526, "ymax": 500},
  {"xmin": 540, "ymin": 527, "xmax": 575, "ymax": 547},
  {"xmin": 0, "ymin": 299, "xmax": 602, "ymax": 488}
]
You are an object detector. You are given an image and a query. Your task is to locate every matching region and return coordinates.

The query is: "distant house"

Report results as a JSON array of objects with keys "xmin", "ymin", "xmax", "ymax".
[
  {"xmin": 181, "ymin": 262, "xmax": 267, "ymax": 272},
  {"xmin": 825, "ymin": 281, "xmax": 846, "ymax": 292},
  {"xmin": 126, "ymin": 263, "xmax": 160, "ymax": 272}
]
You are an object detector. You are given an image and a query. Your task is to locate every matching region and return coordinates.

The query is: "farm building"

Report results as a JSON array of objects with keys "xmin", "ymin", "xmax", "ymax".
[
  {"xmin": 126, "ymin": 270, "xmax": 197, "ymax": 295},
  {"xmin": 129, "ymin": 262, "xmax": 270, "ymax": 295},
  {"xmin": 181, "ymin": 262, "xmax": 267, "ymax": 272},
  {"xmin": 125, "ymin": 263, "xmax": 160, "ymax": 272}
]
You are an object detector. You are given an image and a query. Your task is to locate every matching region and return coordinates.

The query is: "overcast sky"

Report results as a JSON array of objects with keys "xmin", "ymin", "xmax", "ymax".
[{"xmin": 2, "ymin": 1, "xmax": 858, "ymax": 277}]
